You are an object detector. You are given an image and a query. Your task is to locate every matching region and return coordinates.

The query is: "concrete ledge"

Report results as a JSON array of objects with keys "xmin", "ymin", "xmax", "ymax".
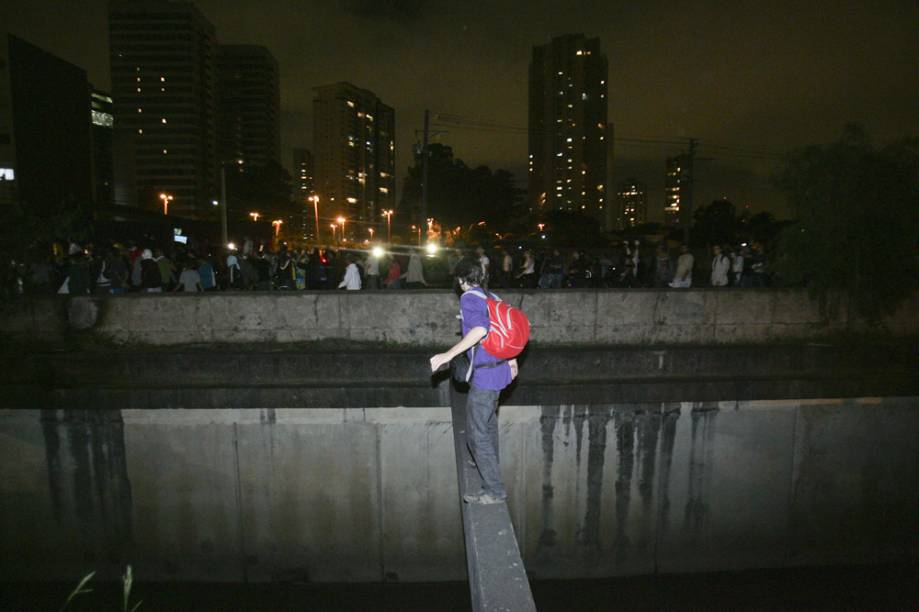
[{"xmin": 2, "ymin": 290, "xmax": 916, "ymax": 347}]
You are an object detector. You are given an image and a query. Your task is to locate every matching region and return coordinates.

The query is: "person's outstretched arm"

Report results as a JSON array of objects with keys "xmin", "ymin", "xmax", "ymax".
[{"xmin": 429, "ymin": 326, "xmax": 487, "ymax": 372}]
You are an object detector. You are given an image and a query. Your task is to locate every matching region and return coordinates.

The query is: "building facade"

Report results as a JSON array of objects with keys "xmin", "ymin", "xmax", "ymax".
[
  {"xmin": 217, "ymin": 45, "xmax": 280, "ymax": 169},
  {"xmin": 0, "ymin": 33, "xmax": 93, "ymax": 214},
  {"xmin": 292, "ymin": 147, "xmax": 314, "ymax": 239},
  {"xmin": 313, "ymin": 82, "xmax": 395, "ymax": 240},
  {"xmin": 90, "ymin": 89, "xmax": 115, "ymax": 207},
  {"xmin": 108, "ymin": 0, "xmax": 218, "ymax": 217},
  {"xmin": 528, "ymin": 34, "xmax": 609, "ymax": 222},
  {"xmin": 616, "ymin": 178, "xmax": 647, "ymax": 228},
  {"xmin": 664, "ymin": 155, "xmax": 684, "ymax": 226}
]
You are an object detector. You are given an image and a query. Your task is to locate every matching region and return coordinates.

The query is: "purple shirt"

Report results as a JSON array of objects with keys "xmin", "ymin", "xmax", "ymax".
[{"xmin": 460, "ymin": 289, "xmax": 513, "ymax": 391}]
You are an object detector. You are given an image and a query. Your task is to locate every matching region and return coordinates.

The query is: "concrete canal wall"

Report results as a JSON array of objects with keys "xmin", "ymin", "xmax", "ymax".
[{"xmin": 1, "ymin": 397, "xmax": 916, "ymax": 583}]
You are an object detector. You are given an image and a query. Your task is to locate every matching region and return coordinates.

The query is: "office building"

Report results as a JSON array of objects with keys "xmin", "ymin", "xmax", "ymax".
[
  {"xmin": 292, "ymin": 147, "xmax": 314, "ymax": 239},
  {"xmin": 528, "ymin": 34, "xmax": 608, "ymax": 222},
  {"xmin": 616, "ymin": 178, "xmax": 647, "ymax": 228},
  {"xmin": 664, "ymin": 155, "xmax": 684, "ymax": 226},
  {"xmin": 109, "ymin": 0, "xmax": 218, "ymax": 218},
  {"xmin": 0, "ymin": 33, "xmax": 93, "ymax": 213},
  {"xmin": 217, "ymin": 45, "xmax": 280, "ymax": 168},
  {"xmin": 90, "ymin": 88, "xmax": 115, "ymax": 207},
  {"xmin": 313, "ymin": 82, "xmax": 395, "ymax": 239}
]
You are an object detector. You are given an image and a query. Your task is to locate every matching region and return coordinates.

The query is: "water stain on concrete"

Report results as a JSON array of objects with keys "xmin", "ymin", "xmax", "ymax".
[{"xmin": 537, "ymin": 406, "xmax": 559, "ymax": 551}]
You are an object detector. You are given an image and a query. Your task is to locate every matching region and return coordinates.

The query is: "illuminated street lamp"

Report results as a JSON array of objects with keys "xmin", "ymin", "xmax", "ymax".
[
  {"xmin": 369, "ymin": 227, "xmax": 375, "ymax": 241},
  {"xmin": 272, "ymin": 219, "xmax": 283, "ymax": 237},
  {"xmin": 381, "ymin": 209, "xmax": 394, "ymax": 243},
  {"xmin": 309, "ymin": 195, "xmax": 320, "ymax": 242},
  {"xmin": 250, "ymin": 212, "xmax": 261, "ymax": 222},
  {"xmin": 159, "ymin": 192, "xmax": 173, "ymax": 215},
  {"xmin": 537, "ymin": 223, "xmax": 545, "ymax": 232},
  {"xmin": 336, "ymin": 216, "xmax": 347, "ymax": 243},
  {"xmin": 330, "ymin": 223, "xmax": 337, "ymax": 242},
  {"xmin": 411, "ymin": 224, "xmax": 421, "ymax": 246}
]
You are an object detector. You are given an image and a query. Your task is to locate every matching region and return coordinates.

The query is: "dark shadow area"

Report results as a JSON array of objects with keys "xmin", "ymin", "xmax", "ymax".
[{"xmin": 1, "ymin": 564, "xmax": 915, "ymax": 611}]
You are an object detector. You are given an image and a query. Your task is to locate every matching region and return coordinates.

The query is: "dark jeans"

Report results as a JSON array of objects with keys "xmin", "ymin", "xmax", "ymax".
[{"xmin": 466, "ymin": 386, "xmax": 506, "ymax": 498}]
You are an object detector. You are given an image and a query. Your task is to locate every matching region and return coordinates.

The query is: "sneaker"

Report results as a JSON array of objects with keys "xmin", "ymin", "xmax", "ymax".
[{"xmin": 463, "ymin": 490, "xmax": 507, "ymax": 505}]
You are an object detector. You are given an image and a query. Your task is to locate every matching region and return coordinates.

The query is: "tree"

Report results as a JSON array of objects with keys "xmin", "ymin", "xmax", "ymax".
[
  {"xmin": 775, "ymin": 124, "xmax": 919, "ymax": 322},
  {"xmin": 691, "ymin": 198, "xmax": 739, "ymax": 247}
]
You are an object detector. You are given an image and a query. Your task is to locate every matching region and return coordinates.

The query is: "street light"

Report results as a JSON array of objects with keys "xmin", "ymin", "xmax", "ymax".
[
  {"xmin": 381, "ymin": 209, "xmax": 393, "ymax": 243},
  {"xmin": 159, "ymin": 192, "xmax": 173, "ymax": 216},
  {"xmin": 272, "ymin": 219, "xmax": 283, "ymax": 237},
  {"xmin": 369, "ymin": 227, "xmax": 375, "ymax": 241},
  {"xmin": 330, "ymin": 223, "xmax": 337, "ymax": 242},
  {"xmin": 411, "ymin": 224, "xmax": 421, "ymax": 246},
  {"xmin": 250, "ymin": 212, "xmax": 261, "ymax": 222},
  {"xmin": 336, "ymin": 216, "xmax": 346, "ymax": 243},
  {"xmin": 309, "ymin": 195, "xmax": 320, "ymax": 243}
]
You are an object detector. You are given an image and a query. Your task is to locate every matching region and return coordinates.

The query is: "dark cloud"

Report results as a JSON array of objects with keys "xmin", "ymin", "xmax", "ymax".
[{"xmin": 340, "ymin": 0, "xmax": 427, "ymax": 22}]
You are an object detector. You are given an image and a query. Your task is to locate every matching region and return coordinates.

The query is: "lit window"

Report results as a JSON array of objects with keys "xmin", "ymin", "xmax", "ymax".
[
  {"xmin": 161, "ymin": 118, "xmax": 167, "ymax": 124},
  {"xmin": 379, "ymin": 187, "xmax": 389, "ymax": 194},
  {"xmin": 576, "ymin": 50, "xmax": 583, "ymax": 56},
  {"xmin": 581, "ymin": 93, "xmax": 588, "ymax": 100},
  {"xmin": 346, "ymin": 100, "xmax": 355, "ymax": 108},
  {"xmin": 137, "ymin": 87, "xmax": 141, "ymax": 92},
  {"xmin": 137, "ymin": 129, "xmax": 143, "ymax": 135},
  {"xmin": 347, "ymin": 197, "xmax": 357, "ymax": 203},
  {"xmin": 137, "ymin": 108, "xmax": 142, "ymax": 113},
  {"xmin": 160, "ymin": 76, "xmax": 166, "ymax": 82},
  {"xmin": 162, "ymin": 149, "xmax": 168, "ymax": 154}
]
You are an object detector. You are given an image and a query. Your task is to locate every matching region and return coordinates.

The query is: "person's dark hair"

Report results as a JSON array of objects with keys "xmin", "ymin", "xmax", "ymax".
[{"xmin": 454, "ymin": 257, "xmax": 488, "ymax": 290}]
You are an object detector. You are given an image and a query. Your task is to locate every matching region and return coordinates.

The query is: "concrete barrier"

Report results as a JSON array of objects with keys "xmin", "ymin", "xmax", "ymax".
[
  {"xmin": 2, "ymin": 289, "xmax": 917, "ymax": 347},
  {"xmin": 1, "ymin": 398, "xmax": 916, "ymax": 582}
]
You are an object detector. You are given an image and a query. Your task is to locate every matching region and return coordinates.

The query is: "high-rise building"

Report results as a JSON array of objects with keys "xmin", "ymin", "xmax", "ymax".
[
  {"xmin": 313, "ymin": 82, "xmax": 395, "ymax": 239},
  {"xmin": 528, "ymin": 34, "xmax": 609, "ymax": 222},
  {"xmin": 90, "ymin": 88, "xmax": 115, "ymax": 207},
  {"xmin": 0, "ymin": 33, "xmax": 93, "ymax": 213},
  {"xmin": 292, "ymin": 148, "xmax": 314, "ymax": 239},
  {"xmin": 664, "ymin": 155, "xmax": 684, "ymax": 226},
  {"xmin": 616, "ymin": 178, "xmax": 647, "ymax": 228},
  {"xmin": 109, "ymin": 0, "xmax": 218, "ymax": 218},
  {"xmin": 217, "ymin": 45, "xmax": 280, "ymax": 168}
]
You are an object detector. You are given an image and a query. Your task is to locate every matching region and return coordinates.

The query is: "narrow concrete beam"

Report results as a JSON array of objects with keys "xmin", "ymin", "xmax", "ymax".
[{"xmin": 450, "ymin": 384, "xmax": 536, "ymax": 612}]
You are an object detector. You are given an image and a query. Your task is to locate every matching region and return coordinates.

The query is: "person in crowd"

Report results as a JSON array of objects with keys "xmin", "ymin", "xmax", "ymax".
[
  {"xmin": 140, "ymin": 249, "xmax": 163, "ymax": 292},
  {"xmin": 28, "ymin": 252, "xmax": 57, "ymax": 294},
  {"xmin": 750, "ymin": 242, "xmax": 767, "ymax": 286},
  {"xmin": 736, "ymin": 245, "xmax": 751, "ymax": 287},
  {"xmin": 198, "ymin": 254, "xmax": 217, "ymax": 291},
  {"xmin": 155, "ymin": 248, "xmax": 176, "ymax": 291},
  {"xmin": 476, "ymin": 246, "xmax": 490, "ymax": 279},
  {"xmin": 499, "ymin": 249, "xmax": 514, "ymax": 289},
  {"xmin": 295, "ymin": 250, "xmax": 309, "ymax": 290},
  {"xmin": 653, "ymin": 243, "xmax": 672, "ymax": 287},
  {"xmin": 308, "ymin": 247, "xmax": 326, "ymax": 289},
  {"xmin": 516, "ymin": 249, "xmax": 537, "ymax": 288},
  {"xmin": 175, "ymin": 260, "xmax": 203, "ymax": 292},
  {"xmin": 538, "ymin": 248, "xmax": 564, "ymax": 288},
  {"xmin": 254, "ymin": 252, "xmax": 272, "ymax": 291},
  {"xmin": 429, "ymin": 258, "xmax": 519, "ymax": 505},
  {"xmin": 338, "ymin": 255, "xmax": 362, "ymax": 290},
  {"xmin": 226, "ymin": 248, "xmax": 242, "ymax": 289},
  {"xmin": 669, "ymin": 244, "xmax": 694, "ymax": 288},
  {"xmin": 384, "ymin": 256, "xmax": 403, "ymax": 289},
  {"xmin": 275, "ymin": 250, "xmax": 296, "ymax": 290},
  {"xmin": 403, "ymin": 250, "xmax": 428, "ymax": 288},
  {"xmin": 710, "ymin": 244, "xmax": 731, "ymax": 287},
  {"xmin": 364, "ymin": 251, "xmax": 381, "ymax": 290},
  {"xmin": 567, "ymin": 251, "xmax": 588, "ymax": 288},
  {"xmin": 105, "ymin": 247, "xmax": 129, "ymax": 295},
  {"xmin": 59, "ymin": 248, "xmax": 92, "ymax": 295}
]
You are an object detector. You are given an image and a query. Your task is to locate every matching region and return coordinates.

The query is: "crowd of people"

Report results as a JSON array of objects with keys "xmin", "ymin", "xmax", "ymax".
[{"xmin": 9, "ymin": 236, "xmax": 770, "ymax": 296}]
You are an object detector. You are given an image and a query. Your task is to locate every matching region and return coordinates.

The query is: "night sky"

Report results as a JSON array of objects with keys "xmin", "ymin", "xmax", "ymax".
[{"xmin": 3, "ymin": 0, "xmax": 917, "ymax": 221}]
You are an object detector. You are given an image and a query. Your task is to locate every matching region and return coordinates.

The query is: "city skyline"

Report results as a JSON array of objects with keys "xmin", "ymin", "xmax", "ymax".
[{"xmin": 2, "ymin": 0, "xmax": 917, "ymax": 223}]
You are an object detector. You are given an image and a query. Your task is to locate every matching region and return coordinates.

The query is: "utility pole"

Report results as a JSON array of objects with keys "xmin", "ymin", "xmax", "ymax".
[
  {"xmin": 220, "ymin": 164, "xmax": 228, "ymax": 246},
  {"xmin": 421, "ymin": 109, "xmax": 430, "ymax": 233},
  {"xmin": 682, "ymin": 138, "xmax": 698, "ymax": 245}
]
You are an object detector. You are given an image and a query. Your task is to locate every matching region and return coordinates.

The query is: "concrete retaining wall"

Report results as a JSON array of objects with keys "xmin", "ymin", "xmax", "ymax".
[
  {"xmin": 2, "ymin": 289, "xmax": 917, "ymax": 346},
  {"xmin": 1, "ymin": 398, "xmax": 916, "ymax": 582}
]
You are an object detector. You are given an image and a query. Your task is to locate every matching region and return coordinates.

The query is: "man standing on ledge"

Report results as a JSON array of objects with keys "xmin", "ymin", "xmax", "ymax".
[{"xmin": 430, "ymin": 258, "xmax": 518, "ymax": 505}]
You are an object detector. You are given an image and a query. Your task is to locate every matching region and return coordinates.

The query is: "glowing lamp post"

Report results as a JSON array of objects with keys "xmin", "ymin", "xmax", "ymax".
[
  {"xmin": 310, "ymin": 195, "xmax": 320, "ymax": 242},
  {"xmin": 369, "ymin": 227, "xmax": 375, "ymax": 241},
  {"xmin": 336, "ymin": 216, "xmax": 347, "ymax": 243},
  {"xmin": 272, "ymin": 219, "xmax": 283, "ymax": 237},
  {"xmin": 381, "ymin": 209, "xmax": 393, "ymax": 243},
  {"xmin": 330, "ymin": 223, "xmax": 337, "ymax": 242},
  {"xmin": 159, "ymin": 192, "xmax": 173, "ymax": 216},
  {"xmin": 250, "ymin": 212, "xmax": 261, "ymax": 222}
]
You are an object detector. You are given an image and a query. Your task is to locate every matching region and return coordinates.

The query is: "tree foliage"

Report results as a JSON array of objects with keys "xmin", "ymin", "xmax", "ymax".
[
  {"xmin": 400, "ymin": 144, "xmax": 526, "ymax": 231},
  {"xmin": 775, "ymin": 124, "xmax": 919, "ymax": 322}
]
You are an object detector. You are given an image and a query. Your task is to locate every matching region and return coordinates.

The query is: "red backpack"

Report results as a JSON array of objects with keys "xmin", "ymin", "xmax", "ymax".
[{"xmin": 466, "ymin": 290, "xmax": 531, "ymax": 359}]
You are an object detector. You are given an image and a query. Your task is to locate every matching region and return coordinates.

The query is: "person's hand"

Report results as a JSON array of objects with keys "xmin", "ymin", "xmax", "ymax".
[
  {"xmin": 430, "ymin": 353, "xmax": 452, "ymax": 373},
  {"xmin": 509, "ymin": 359, "xmax": 519, "ymax": 380}
]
